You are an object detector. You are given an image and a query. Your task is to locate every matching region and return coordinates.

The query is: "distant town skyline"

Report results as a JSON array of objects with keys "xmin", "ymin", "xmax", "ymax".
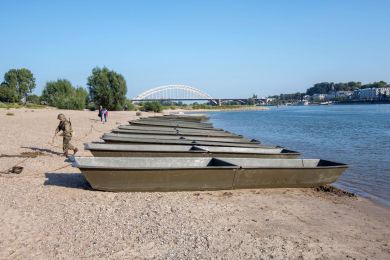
[{"xmin": 1, "ymin": 0, "xmax": 389, "ymax": 98}]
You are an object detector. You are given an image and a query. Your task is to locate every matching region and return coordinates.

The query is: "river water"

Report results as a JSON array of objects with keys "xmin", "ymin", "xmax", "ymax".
[{"xmin": 205, "ymin": 105, "xmax": 390, "ymax": 206}]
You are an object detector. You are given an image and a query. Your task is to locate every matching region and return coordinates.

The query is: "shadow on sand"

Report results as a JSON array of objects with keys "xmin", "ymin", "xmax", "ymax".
[
  {"xmin": 22, "ymin": 146, "xmax": 63, "ymax": 156},
  {"xmin": 44, "ymin": 172, "xmax": 91, "ymax": 190}
]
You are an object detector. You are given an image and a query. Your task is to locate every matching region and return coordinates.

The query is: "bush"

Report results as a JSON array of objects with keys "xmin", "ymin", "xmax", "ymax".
[
  {"xmin": 142, "ymin": 101, "xmax": 163, "ymax": 113},
  {"xmin": 87, "ymin": 102, "xmax": 97, "ymax": 111},
  {"xmin": 25, "ymin": 103, "xmax": 46, "ymax": 109},
  {"xmin": 55, "ymin": 96, "xmax": 85, "ymax": 110},
  {"xmin": 0, "ymin": 103, "xmax": 21, "ymax": 109},
  {"xmin": 26, "ymin": 94, "xmax": 41, "ymax": 104},
  {"xmin": 124, "ymin": 99, "xmax": 136, "ymax": 111}
]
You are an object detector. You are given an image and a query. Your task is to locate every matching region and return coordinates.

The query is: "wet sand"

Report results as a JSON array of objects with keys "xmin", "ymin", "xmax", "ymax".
[{"xmin": 0, "ymin": 108, "xmax": 389, "ymax": 259}]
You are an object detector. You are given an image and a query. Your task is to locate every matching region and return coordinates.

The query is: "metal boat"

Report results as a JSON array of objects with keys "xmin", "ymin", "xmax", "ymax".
[
  {"xmin": 112, "ymin": 128, "xmax": 243, "ymax": 138},
  {"xmin": 138, "ymin": 116, "xmax": 210, "ymax": 125},
  {"xmin": 101, "ymin": 134, "xmax": 264, "ymax": 148},
  {"xmin": 161, "ymin": 114, "xmax": 209, "ymax": 122},
  {"xmin": 103, "ymin": 133, "xmax": 259, "ymax": 144},
  {"xmin": 73, "ymin": 157, "xmax": 347, "ymax": 191},
  {"xmin": 118, "ymin": 125, "xmax": 228, "ymax": 133},
  {"xmin": 85, "ymin": 143, "xmax": 299, "ymax": 158},
  {"xmin": 129, "ymin": 120, "xmax": 218, "ymax": 130},
  {"xmin": 133, "ymin": 118, "xmax": 213, "ymax": 127}
]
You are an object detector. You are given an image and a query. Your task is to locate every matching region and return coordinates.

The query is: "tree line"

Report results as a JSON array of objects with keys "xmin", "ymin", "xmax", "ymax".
[
  {"xmin": 0, "ymin": 67, "xmax": 130, "ymax": 110},
  {"xmin": 306, "ymin": 81, "xmax": 389, "ymax": 96},
  {"xmin": 270, "ymin": 81, "xmax": 389, "ymax": 102}
]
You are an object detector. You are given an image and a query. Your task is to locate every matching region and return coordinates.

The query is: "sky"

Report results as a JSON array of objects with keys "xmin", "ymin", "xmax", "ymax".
[{"xmin": 0, "ymin": 0, "xmax": 389, "ymax": 98}]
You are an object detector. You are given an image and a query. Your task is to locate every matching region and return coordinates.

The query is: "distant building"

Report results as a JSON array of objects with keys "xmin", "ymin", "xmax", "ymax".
[
  {"xmin": 378, "ymin": 87, "xmax": 390, "ymax": 98},
  {"xmin": 326, "ymin": 92, "xmax": 336, "ymax": 100},
  {"xmin": 325, "ymin": 91, "xmax": 353, "ymax": 101},
  {"xmin": 336, "ymin": 91, "xmax": 353, "ymax": 98},
  {"xmin": 355, "ymin": 87, "xmax": 390, "ymax": 100},
  {"xmin": 311, "ymin": 94, "xmax": 327, "ymax": 101}
]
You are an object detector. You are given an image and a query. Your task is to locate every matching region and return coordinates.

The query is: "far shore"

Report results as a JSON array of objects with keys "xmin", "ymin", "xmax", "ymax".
[
  {"xmin": 0, "ymin": 108, "xmax": 389, "ymax": 259},
  {"xmin": 164, "ymin": 106, "xmax": 270, "ymax": 113}
]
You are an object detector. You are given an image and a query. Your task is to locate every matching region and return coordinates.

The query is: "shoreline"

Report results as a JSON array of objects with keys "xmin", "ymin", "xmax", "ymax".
[
  {"xmin": 189, "ymin": 107, "xmax": 390, "ymax": 209},
  {"xmin": 1, "ymin": 108, "xmax": 389, "ymax": 258}
]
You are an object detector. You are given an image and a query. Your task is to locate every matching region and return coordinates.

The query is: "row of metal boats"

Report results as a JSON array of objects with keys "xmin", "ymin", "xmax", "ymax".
[{"xmin": 73, "ymin": 113, "xmax": 348, "ymax": 192}]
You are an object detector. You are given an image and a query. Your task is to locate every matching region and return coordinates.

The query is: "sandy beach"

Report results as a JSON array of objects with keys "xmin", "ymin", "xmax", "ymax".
[{"xmin": 0, "ymin": 108, "xmax": 389, "ymax": 259}]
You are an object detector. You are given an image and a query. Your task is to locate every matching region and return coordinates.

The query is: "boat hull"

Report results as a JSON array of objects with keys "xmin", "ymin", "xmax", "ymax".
[
  {"xmin": 233, "ymin": 167, "xmax": 345, "ymax": 188},
  {"xmin": 81, "ymin": 168, "xmax": 235, "ymax": 192},
  {"xmin": 74, "ymin": 157, "xmax": 347, "ymax": 192}
]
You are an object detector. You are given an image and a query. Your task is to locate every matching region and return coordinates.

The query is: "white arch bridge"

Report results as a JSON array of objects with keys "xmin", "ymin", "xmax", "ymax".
[{"xmin": 132, "ymin": 84, "xmax": 254, "ymax": 105}]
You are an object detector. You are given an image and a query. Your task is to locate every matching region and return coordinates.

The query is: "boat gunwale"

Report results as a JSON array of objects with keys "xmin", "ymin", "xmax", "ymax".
[
  {"xmin": 87, "ymin": 149, "xmax": 301, "ymax": 156},
  {"xmin": 76, "ymin": 165, "xmax": 348, "ymax": 170},
  {"xmin": 118, "ymin": 125, "xmax": 227, "ymax": 133},
  {"xmin": 129, "ymin": 122, "xmax": 220, "ymax": 130},
  {"xmin": 84, "ymin": 145, "xmax": 300, "ymax": 155},
  {"xmin": 103, "ymin": 133, "xmax": 257, "ymax": 144},
  {"xmin": 112, "ymin": 129, "xmax": 242, "ymax": 138},
  {"xmin": 73, "ymin": 157, "xmax": 348, "ymax": 170},
  {"xmin": 101, "ymin": 138, "xmax": 266, "ymax": 148}
]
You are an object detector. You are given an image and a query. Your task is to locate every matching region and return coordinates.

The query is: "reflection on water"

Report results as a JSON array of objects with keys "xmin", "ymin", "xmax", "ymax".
[{"xmin": 206, "ymin": 104, "xmax": 390, "ymax": 206}]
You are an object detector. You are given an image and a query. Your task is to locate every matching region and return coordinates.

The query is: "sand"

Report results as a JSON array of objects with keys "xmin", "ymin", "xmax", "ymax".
[{"xmin": 0, "ymin": 108, "xmax": 389, "ymax": 259}]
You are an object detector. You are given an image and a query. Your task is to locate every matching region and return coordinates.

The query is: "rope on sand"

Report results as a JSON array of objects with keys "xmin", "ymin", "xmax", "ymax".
[
  {"xmin": 1, "ymin": 122, "xmax": 110, "ymax": 177},
  {"xmin": 0, "ymin": 164, "xmax": 72, "ymax": 178},
  {"xmin": 0, "ymin": 157, "xmax": 32, "ymax": 175},
  {"xmin": 0, "ymin": 121, "xmax": 112, "ymax": 177}
]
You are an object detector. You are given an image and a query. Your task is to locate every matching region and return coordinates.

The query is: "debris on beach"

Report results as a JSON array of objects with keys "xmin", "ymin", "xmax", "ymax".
[
  {"xmin": 0, "ymin": 151, "xmax": 46, "ymax": 158},
  {"xmin": 6, "ymin": 166, "xmax": 24, "ymax": 174},
  {"xmin": 315, "ymin": 185, "xmax": 356, "ymax": 197}
]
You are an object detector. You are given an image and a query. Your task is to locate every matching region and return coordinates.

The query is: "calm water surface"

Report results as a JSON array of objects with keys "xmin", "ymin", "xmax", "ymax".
[{"xmin": 205, "ymin": 105, "xmax": 390, "ymax": 206}]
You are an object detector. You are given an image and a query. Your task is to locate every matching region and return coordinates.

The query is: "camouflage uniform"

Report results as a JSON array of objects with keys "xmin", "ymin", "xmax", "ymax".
[{"xmin": 55, "ymin": 115, "xmax": 75, "ymax": 152}]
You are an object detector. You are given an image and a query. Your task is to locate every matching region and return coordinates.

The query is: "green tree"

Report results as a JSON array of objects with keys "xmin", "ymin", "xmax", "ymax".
[
  {"xmin": 41, "ymin": 79, "xmax": 74, "ymax": 106},
  {"xmin": 306, "ymin": 82, "xmax": 334, "ymax": 95},
  {"xmin": 361, "ymin": 81, "xmax": 388, "ymax": 89},
  {"xmin": 0, "ymin": 83, "xmax": 18, "ymax": 102},
  {"xmin": 87, "ymin": 67, "xmax": 127, "ymax": 110},
  {"xmin": 3, "ymin": 68, "xmax": 36, "ymax": 102},
  {"xmin": 247, "ymin": 98, "xmax": 255, "ymax": 105},
  {"xmin": 41, "ymin": 79, "xmax": 87, "ymax": 110}
]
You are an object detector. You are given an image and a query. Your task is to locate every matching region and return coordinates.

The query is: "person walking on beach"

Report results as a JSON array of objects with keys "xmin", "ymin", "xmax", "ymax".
[
  {"xmin": 101, "ymin": 107, "xmax": 108, "ymax": 124},
  {"xmin": 98, "ymin": 105, "xmax": 104, "ymax": 121},
  {"xmin": 52, "ymin": 113, "xmax": 78, "ymax": 157}
]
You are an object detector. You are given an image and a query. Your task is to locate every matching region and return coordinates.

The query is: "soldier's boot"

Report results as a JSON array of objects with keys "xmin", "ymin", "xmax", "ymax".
[{"xmin": 73, "ymin": 147, "xmax": 78, "ymax": 156}]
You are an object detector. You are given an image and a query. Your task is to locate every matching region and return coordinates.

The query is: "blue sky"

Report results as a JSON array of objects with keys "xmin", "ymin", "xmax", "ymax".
[{"xmin": 0, "ymin": 0, "xmax": 389, "ymax": 98}]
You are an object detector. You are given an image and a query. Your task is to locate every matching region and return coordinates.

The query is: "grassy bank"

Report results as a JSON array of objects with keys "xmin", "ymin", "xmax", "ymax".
[{"xmin": 0, "ymin": 103, "xmax": 47, "ymax": 109}]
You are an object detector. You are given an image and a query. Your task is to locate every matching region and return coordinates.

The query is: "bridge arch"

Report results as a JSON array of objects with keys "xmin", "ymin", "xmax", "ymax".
[{"xmin": 132, "ymin": 85, "xmax": 215, "ymax": 103}]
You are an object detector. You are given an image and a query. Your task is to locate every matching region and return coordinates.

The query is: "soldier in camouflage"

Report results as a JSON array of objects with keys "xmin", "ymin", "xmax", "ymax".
[{"xmin": 53, "ymin": 114, "xmax": 78, "ymax": 157}]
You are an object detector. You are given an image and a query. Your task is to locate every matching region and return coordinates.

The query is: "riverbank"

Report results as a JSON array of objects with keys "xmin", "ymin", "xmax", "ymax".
[{"xmin": 1, "ymin": 108, "xmax": 389, "ymax": 258}]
